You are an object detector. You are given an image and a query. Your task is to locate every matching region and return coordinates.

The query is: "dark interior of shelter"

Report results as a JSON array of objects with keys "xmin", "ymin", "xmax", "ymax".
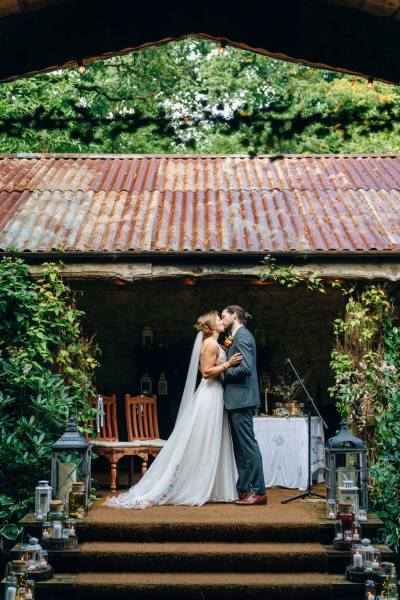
[{"xmin": 72, "ymin": 277, "xmax": 346, "ymax": 481}]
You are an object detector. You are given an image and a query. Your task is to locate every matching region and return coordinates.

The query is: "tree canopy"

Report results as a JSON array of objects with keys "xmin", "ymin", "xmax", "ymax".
[{"xmin": 0, "ymin": 39, "xmax": 399, "ymax": 154}]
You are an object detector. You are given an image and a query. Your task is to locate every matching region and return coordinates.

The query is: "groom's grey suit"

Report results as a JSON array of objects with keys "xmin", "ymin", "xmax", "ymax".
[{"xmin": 223, "ymin": 326, "xmax": 266, "ymax": 496}]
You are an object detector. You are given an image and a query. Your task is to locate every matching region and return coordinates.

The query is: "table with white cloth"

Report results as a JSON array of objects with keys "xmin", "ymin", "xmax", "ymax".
[{"xmin": 253, "ymin": 416, "xmax": 325, "ymax": 490}]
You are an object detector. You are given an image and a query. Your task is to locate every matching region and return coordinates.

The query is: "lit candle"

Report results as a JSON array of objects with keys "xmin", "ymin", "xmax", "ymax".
[
  {"xmin": 367, "ymin": 593, "xmax": 375, "ymax": 600},
  {"xmin": 352, "ymin": 532, "xmax": 360, "ymax": 541},
  {"xmin": 371, "ymin": 560, "xmax": 379, "ymax": 571},
  {"xmin": 328, "ymin": 511, "xmax": 335, "ymax": 519},
  {"xmin": 353, "ymin": 551, "xmax": 362, "ymax": 569}
]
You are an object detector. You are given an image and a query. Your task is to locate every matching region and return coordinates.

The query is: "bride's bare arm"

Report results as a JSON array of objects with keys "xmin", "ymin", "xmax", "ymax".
[{"xmin": 201, "ymin": 340, "xmax": 242, "ymax": 379}]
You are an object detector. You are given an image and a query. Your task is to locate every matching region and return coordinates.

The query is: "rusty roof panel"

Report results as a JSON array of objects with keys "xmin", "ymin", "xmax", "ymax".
[
  {"xmin": 0, "ymin": 155, "xmax": 400, "ymax": 194},
  {"xmin": 0, "ymin": 187, "xmax": 399, "ymax": 254}
]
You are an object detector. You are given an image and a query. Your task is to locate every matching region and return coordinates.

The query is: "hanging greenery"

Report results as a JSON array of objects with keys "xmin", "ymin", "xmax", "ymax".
[{"xmin": 0, "ymin": 257, "xmax": 99, "ymax": 525}]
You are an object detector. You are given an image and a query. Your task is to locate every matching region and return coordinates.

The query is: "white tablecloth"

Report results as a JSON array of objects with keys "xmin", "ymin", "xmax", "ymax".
[{"xmin": 253, "ymin": 416, "xmax": 325, "ymax": 490}]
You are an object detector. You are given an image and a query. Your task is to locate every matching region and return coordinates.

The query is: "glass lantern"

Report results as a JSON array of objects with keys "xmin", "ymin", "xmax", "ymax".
[
  {"xmin": 34, "ymin": 481, "xmax": 52, "ymax": 520},
  {"xmin": 371, "ymin": 548, "xmax": 381, "ymax": 572},
  {"xmin": 325, "ymin": 420, "xmax": 368, "ymax": 514},
  {"xmin": 142, "ymin": 326, "xmax": 153, "ymax": 348},
  {"xmin": 51, "ymin": 417, "xmax": 91, "ymax": 510},
  {"xmin": 65, "ymin": 518, "xmax": 77, "ymax": 537},
  {"xmin": 23, "ymin": 538, "xmax": 42, "ymax": 571},
  {"xmin": 334, "ymin": 517, "xmax": 343, "ymax": 541},
  {"xmin": 361, "ymin": 538, "xmax": 375, "ymax": 572},
  {"xmin": 364, "ymin": 579, "xmax": 377, "ymax": 600},
  {"xmin": 38, "ymin": 549, "xmax": 48, "ymax": 569},
  {"xmin": 326, "ymin": 499, "xmax": 336, "ymax": 519}
]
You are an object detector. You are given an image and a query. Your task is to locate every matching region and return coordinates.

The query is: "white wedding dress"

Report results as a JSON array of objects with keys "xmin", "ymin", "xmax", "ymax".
[{"xmin": 105, "ymin": 332, "xmax": 238, "ymax": 509}]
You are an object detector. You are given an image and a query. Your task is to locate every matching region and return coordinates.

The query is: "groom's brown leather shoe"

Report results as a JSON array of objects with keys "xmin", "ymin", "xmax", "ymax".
[
  {"xmin": 238, "ymin": 492, "xmax": 250, "ymax": 500},
  {"xmin": 234, "ymin": 493, "xmax": 268, "ymax": 505}
]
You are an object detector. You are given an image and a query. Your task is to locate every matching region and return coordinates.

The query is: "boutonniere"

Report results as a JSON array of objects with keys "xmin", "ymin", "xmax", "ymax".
[{"xmin": 223, "ymin": 335, "xmax": 233, "ymax": 349}]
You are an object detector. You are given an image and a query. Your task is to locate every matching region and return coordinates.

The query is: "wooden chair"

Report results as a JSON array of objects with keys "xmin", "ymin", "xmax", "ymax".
[
  {"xmin": 88, "ymin": 394, "xmax": 165, "ymax": 492},
  {"xmin": 125, "ymin": 394, "xmax": 165, "ymax": 484}
]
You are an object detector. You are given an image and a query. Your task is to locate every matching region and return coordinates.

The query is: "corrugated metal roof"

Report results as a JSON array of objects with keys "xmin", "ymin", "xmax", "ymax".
[
  {"xmin": 1, "ymin": 155, "xmax": 400, "ymax": 193},
  {"xmin": 0, "ymin": 154, "xmax": 399, "ymax": 254}
]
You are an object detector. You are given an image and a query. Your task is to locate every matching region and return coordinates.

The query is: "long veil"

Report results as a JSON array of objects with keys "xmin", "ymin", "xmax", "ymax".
[{"xmin": 105, "ymin": 331, "xmax": 204, "ymax": 509}]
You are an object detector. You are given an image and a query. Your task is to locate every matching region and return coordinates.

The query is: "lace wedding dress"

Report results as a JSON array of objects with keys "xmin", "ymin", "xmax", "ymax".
[{"xmin": 105, "ymin": 332, "xmax": 238, "ymax": 509}]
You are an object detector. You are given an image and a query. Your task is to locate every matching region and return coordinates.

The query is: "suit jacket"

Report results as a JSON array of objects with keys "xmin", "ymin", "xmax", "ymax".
[{"xmin": 223, "ymin": 326, "xmax": 260, "ymax": 410}]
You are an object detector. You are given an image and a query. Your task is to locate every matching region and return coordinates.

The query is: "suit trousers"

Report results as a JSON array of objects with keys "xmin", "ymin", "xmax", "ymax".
[{"xmin": 228, "ymin": 407, "xmax": 266, "ymax": 496}]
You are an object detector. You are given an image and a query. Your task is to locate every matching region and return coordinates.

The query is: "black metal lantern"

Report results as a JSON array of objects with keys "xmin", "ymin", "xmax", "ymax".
[
  {"xmin": 51, "ymin": 417, "xmax": 91, "ymax": 510},
  {"xmin": 325, "ymin": 420, "xmax": 368, "ymax": 512}
]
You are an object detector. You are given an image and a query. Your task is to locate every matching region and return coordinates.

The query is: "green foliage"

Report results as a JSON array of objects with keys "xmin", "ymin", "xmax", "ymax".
[
  {"xmin": 0, "ymin": 257, "xmax": 99, "ymax": 525},
  {"xmin": 0, "ymin": 39, "xmax": 399, "ymax": 154},
  {"xmin": 329, "ymin": 286, "xmax": 400, "ymax": 550}
]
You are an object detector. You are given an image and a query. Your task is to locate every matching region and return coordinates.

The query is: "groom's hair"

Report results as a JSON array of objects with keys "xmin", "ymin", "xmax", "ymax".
[{"xmin": 223, "ymin": 305, "xmax": 252, "ymax": 324}]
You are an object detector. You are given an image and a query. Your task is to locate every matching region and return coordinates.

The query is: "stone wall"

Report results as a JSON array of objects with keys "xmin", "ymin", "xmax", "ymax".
[{"xmin": 73, "ymin": 278, "xmax": 345, "ymax": 439}]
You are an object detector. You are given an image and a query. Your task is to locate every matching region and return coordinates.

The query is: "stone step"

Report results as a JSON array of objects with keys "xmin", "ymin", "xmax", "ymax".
[
  {"xmin": 21, "ymin": 571, "xmax": 362, "ymax": 600},
  {"xmin": 47, "ymin": 541, "xmax": 328, "ymax": 573}
]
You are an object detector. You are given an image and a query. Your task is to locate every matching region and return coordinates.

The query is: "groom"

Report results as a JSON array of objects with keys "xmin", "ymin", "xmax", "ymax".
[{"xmin": 221, "ymin": 305, "xmax": 267, "ymax": 506}]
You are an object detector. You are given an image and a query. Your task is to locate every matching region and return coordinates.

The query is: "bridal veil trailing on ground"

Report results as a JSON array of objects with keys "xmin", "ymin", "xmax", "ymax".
[{"xmin": 105, "ymin": 331, "xmax": 238, "ymax": 509}]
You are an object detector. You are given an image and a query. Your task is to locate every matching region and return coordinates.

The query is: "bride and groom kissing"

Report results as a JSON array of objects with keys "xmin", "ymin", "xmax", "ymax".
[{"xmin": 106, "ymin": 305, "xmax": 267, "ymax": 509}]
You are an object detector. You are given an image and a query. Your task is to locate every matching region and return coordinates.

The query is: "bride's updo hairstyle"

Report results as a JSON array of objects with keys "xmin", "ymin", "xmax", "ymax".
[
  {"xmin": 223, "ymin": 305, "xmax": 252, "ymax": 324},
  {"xmin": 195, "ymin": 310, "xmax": 218, "ymax": 338}
]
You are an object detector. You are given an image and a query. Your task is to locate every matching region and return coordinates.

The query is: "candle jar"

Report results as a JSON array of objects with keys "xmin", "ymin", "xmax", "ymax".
[
  {"xmin": 62, "ymin": 527, "xmax": 70, "ymax": 540},
  {"xmin": 5, "ymin": 574, "xmax": 17, "ymax": 600},
  {"xmin": 361, "ymin": 538, "xmax": 375, "ymax": 572},
  {"xmin": 34, "ymin": 481, "xmax": 52, "ymax": 520},
  {"xmin": 68, "ymin": 482, "xmax": 86, "ymax": 519},
  {"xmin": 65, "ymin": 518, "xmax": 77, "ymax": 537},
  {"xmin": 351, "ymin": 520, "xmax": 362, "ymax": 542},
  {"xmin": 8, "ymin": 560, "xmax": 28, "ymax": 592},
  {"xmin": 364, "ymin": 579, "xmax": 376, "ymax": 600},
  {"xmin": 326, "ymin": 499, "xmax": 336, "ymax": 519},
  {"xmin": 47, "ymin": 499, "xmax": 66, "ymax": 522},
  {"xmin": 337, "ymin": 503, "xmax": 355, "ymax": 532},
  {"xmin": 371, "ymin": 548, "xmax": 381, "ymax": 572},
  {"xmin": 26, "ymin": 579, "xmax": 35, "ymax": 600},
  {"xmin": 52, "ymin": 520, "xmax": 62, "ymax": 540},
  {"xmin": 334, "ymin": 517, "xmax": 343, "ymax": 541},
  {"xmin": 352, "ymin": 544, "xmax": 363, "ymax": 570},
  {"xmin": 39, "ymin": 550, "xmax": 48, "ymax": 569},
  {"xmin": 41, "ymin": 521, "xmax": 53, "ymax": 540}
]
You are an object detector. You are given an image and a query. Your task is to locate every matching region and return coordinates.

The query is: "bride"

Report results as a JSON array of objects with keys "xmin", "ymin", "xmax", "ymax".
[{"xmin": 105, "ymin": 310, "xmax": 242, "ymax": 509}]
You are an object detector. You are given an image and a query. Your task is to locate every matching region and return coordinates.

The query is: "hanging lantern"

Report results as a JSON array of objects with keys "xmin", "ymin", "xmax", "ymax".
[
  {"xmin": 158, "ymin": 372, "xmax": 168, "ymax": 396},
  {"xmin": 142, "ymin": 326, "xmax": 154, "ymax": 348},
  {"xmin": 34, "ymin": 480, "xmax": 52, "ymax": 520},
  {"xmin": 51, "ymin": 417, "xmax": 91, "ymax": 511},
  {"xmin": 325, "ymin": 421, "xmax": 368, "ymax": 514},
  {"xmin": 140, "ymin": 371, "xmax": 152, "ymax": 395}
]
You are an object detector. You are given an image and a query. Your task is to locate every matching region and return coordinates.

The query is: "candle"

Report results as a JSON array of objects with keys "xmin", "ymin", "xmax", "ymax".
[
  {"xmin": 6, "ymin": 586, "xmax": 16, "ymax": 600},
  {"xmin": 367, "ymin": 593, "xmax": 375, "ymax": 600},
  {"xmin": 371, "ymin": 560, "xmax": 379, "ymax": 571},
  {"xmin": 353, "ymin": 533, "xmax": 360, "ymax": 541},
  {"xmin": 52, "ymin": 521, "xmax": 62, "ymax": 539},
  {"xmin": 328, "ymin": 511, "xmax": 335, "ymax": 519},
  {"xmin": 353, "ymin": 551, "xmax": 362, "ymax": 569}
]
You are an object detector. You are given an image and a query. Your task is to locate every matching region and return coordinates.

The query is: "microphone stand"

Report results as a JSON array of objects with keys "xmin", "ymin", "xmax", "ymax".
[{"xmin": 281, "ymin": 358, "xmax": 327, "ymax": 504}]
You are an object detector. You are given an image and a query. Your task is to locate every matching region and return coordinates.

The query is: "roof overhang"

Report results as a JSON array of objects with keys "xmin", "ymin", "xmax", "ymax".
[{"xmin": 0, "ymin": 0, "xmax": 400, "ymax": 84}]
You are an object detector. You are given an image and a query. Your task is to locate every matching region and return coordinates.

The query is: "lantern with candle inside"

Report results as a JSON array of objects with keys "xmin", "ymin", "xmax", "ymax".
[
  {"xmin": 26, "ymin": 579, "xmax": 35, "ymax": 600},
  {"xmin": 351, "ymin": 519, "xmax": 362, "ymax": 542},
  {"xmin": 364, "ymin": 579, "xmax": 377, "ymax": 600},
  {"xmin": 326, "ymin": 499, "xmax": 336, "ymax": 519},
  {"xmin": 140, "ymin": 371, "xmax": 152, "ymax": 395},
  {"xmin": 23, "ymin": 538, "xmax": 42, "ymax": 571},
  {"xmin": 51, "ymin": 417, "xmax": 91, "ymax": 511},
  {"xmin": 34, "ymin": 481, "xmax": 52, "ymax": 520},
  {"xmin": 65, "ymin": 518, "xmax": 77, "ymax": 537},
  {"xmin": 361, "ymin": 538, "xmax": 375, "ymax": 572},
  {"xmin": 325, "ymin": 420, "xmax": 368, "ymax": 516},
  {"xmin": 142, "ymin": 326, "xmax": 154, "ymax": 348},
  {"xmin": 371, "ymin": 547, "xmax": 381, "ymax": 572},
  {"xmin": 41, "ymin": 521, "xmax": 52, "ymax": 541}
]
